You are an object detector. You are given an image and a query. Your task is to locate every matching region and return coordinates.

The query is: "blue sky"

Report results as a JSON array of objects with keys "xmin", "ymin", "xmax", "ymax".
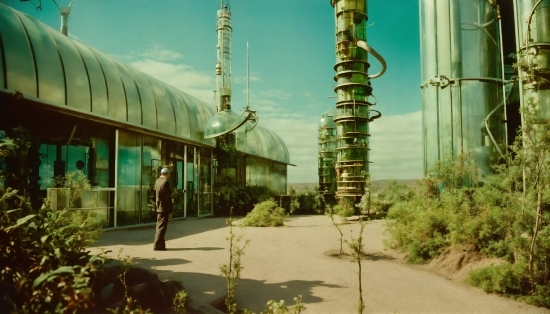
[{"xmin": 3, "ymin": 0, "xmax": 423, "ymax": 183}]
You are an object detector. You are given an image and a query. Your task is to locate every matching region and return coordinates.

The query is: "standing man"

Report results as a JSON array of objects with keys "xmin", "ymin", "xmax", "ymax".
[{"xmin": 153, "ymin": 167, "xmax": 173, "ymax": 251}]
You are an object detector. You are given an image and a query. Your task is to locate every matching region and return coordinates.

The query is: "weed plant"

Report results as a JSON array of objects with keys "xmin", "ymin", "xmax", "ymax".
[
  {"xmin": 346, "ymin": 222, "xmax": 367, "ymax": 313},
  {"xmin": 220, "ymin": 209, "xmax": 250, "ymax": 314},
  {"xmin": 242, "ymin": 199, "xmax": 287, "ymax": 227},
  {"xmin": 172, "ymin": 290, "xmax": 188, "ymax": 314},
  {"xmin": 325, "ymin": 204, "xmax": 347, "ymax": 255},
  {"xmin": 107, "ymin": 252, "xmax": 152, "ymax": 314},
  {"xmin": 257, "ymin": 295, "xmax": 306, "ymax": 314}
]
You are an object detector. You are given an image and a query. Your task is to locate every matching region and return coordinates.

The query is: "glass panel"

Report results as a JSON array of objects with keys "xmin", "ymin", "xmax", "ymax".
[
  {"xmin": 180, "ymin": 93, "xmax": 201, "ymax": 141},
  {"xmin": 186, "ymin": 147, "xmax": 198, "ymax": 217},
  {"xmin": 65, "ymin": 145, "xmax": 87, "ymax": 174},
  {"xmin": 46, "ymin": 28, "xmax": 90, "ymax": 111},
  {"xmin": 246, "ymin": 157, "xmax": 269, "ymax": 187},
  {"xmin": 80, "ymin": 189, "xmax": 113, "ymax": 228},
  {"xmin": 116, "ymin": 130, "xmax": 141, "ymax": 226},
  {"xmin": 91, "ymin": 47, "xmax": 126, "ymax": 119},
  {"xmin": 0, "ymin": 18, "xmax": 3, "ymax": 90},
  {"xmin": 148, "ymin": 77, "xmax": 174, "ymax": 134},
  {"xmin": 141, "ymin": 135, "xmax": 160, "ymax": 224},
  {"xmin": 166, "ymin": 87, "xmax": 191, "ymax": 138},
  {"xmin": 199, "ymin": 149, "xmax": 212, "ymax": 216},
  {"xmin": 0, "ymin": 5, "xmax": 36, "ymax": 95},
  {"xmin": 17, "ymin": 13, "xmax": 64, "ymax": 104},
  {"xmin": 113, "ymin": 60, "xmax": 141, "ymax": 124},
  {"xmin": 270, "ymin": 163, "xmax": 286, "ymax": 194},
  {"xmin": 90, "ymin": 137, "xmax": 110, "ymax": 188},
  {"xmin": 73, "ymin": 41, "xmax": 109, "ymax": 115},
  {"xmin": 39, "ymin": 144, "xmax": 57, "ymax": 191},
  {"xmin": 173, "ymin": 160, "xmax": 185, "ymax": 218},
  {"xmin": 130, "ymin": 70, "xmax": 156, "ymax": 128}
]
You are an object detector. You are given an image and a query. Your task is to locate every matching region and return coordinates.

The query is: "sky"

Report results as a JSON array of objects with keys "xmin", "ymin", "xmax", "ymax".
[{"xmin": 2, "ymin": 0, "xmax": 424, "ymax": 183}]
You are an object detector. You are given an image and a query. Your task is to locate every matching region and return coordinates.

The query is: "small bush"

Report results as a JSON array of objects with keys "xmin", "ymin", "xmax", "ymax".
[
  {"xmin": 332, "ymin": 198, "xmax": 355, "ymax": 218},
  {"xmin": 215, "ymin": 183, "xmax": 275, "ymax": 216},
  {"xmin": 467, "ymin": 262, "xmax": 530, "ymax": 295},
  {"xmin": 241, "ymin": 199, "xmax": 287, "ymax": 227}
]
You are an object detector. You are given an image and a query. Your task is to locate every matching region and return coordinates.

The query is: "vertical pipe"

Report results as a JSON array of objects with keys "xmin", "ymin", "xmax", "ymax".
[
  {"xmin": 515, "ymin": 0, "xmax": 550, "ymax": 120},
  {"xmin": 246, "ymin": 42, "xmax": 250, "ymax": 109},
  {"xmin": 419, "ymin": 0, "xmax": 506, "ymax": 180}
]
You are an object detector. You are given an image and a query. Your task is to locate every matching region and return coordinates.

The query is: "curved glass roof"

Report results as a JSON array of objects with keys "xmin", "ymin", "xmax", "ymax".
[
  {"xmin": 0, "ymin": 3, "xmax": 215, "ymax": 146},
  {"xmin": 0, "ymin": 3, "xmax": 290, "ymax": 164},
  {"xmin": 236, "ymin": 121, "xmax": 290, "ymax": 164}
]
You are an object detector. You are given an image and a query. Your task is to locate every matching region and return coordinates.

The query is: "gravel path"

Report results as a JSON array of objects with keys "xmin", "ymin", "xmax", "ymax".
[{"xmin": 89, "ymin": 215, "xmax": 550, "ymax": 314}]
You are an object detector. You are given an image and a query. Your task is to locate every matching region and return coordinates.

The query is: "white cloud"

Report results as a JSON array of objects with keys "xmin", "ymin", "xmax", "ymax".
[
  {"xmin": 133, "ymin": 44, "xmax": 183, "ymax": 62},
  {"xmin": 128, "ymin": 58, "xmax": 215, "ymax": 104},
  {"xmin": 261, "ymin": 110, "xmax": 424, "ymax": 183},
  {"xmin": 369, "ymin": 111, "xmax": 424, "ymax": 180},
  {"xmin": 260, "ymin": 115, "xmax": 319, "ymax": 183},
  {"xmin": 258, "ymin": 88, "xmax": 292, "ymax": 100},
  {"xmin": 233, "ymin": 74, "xmax": 261, "ymax": 85}
]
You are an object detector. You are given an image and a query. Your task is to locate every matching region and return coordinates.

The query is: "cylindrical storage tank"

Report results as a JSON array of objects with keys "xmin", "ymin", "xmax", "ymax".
[
  {"xmin": 318, "ymin": 108, "xmax": 337, "ymax": 195},
  {"xmin": 515, "ymin": 0, "xmax": 550, "ymax": 121},
  {"xmin": 331, "ymin": 0, "xmax": 372, "ymax": 199},
  {"xmin": 419, "ymin": 0, "xmax": 506, "ymax": 179}
]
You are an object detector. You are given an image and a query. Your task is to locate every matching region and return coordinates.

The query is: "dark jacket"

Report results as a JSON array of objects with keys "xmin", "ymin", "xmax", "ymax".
[{"xmin": 155, "ymin": 176, "xmax": 173, "ymax": 214}]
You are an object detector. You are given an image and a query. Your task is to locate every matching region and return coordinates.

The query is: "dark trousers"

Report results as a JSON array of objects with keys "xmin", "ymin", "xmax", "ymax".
[{"xmin": 154, "ymin": 213, "xmax": 169, "ymax": 249}]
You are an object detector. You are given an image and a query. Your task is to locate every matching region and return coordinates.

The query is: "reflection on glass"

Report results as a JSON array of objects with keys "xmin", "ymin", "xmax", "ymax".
[
  {"xmin": 141, "ymin": 135, "xmax": 160, "ymax": 224},
  {"xmin": 117, "ymin": 130, "xmax": 141, "ymax": 226},
  {"xmin": 199, "ymin": 149, "xmax": 212, "ymax": 216},
  {"xmin": 186, "ymin": 147, "xmax": 197, "ymax": 217}
]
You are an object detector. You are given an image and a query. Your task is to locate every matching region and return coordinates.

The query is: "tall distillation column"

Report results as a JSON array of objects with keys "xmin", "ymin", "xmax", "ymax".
[
  {"xmin": 419, "ymin": 0, "xmax": 507, "ymax": 178},
  {"xmin": 216, "ymin": 2, "xmax": 232, "ymax": 112},
  {"xmin": 331, "ymin": 0, "xmax": 374, "ymax": 200},
  {"xmin": 514, "ymin": 0, "xmax": 550, "ymax": 122}
]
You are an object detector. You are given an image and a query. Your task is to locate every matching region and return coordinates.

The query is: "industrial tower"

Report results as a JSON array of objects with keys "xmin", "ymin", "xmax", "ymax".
[{"xmin": 321, "ymin": 0, "xmax": 384, "ymax": 201}]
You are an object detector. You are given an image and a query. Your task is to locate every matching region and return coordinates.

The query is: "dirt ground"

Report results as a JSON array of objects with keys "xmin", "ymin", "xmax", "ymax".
[{"xmin": 89, "ymin": 215, "xmax": 550, "ymax": 314}]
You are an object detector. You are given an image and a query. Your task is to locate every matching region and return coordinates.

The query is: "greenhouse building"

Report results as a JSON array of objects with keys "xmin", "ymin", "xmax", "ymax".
[{"xmin": 0, "ymin": 3, "xmax": 290, "ymax": 228}]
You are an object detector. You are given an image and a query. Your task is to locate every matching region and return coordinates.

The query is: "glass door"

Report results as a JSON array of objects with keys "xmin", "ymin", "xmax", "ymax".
[
  {"xmin": 186, "ymin": 146, "xmax": 198, "ymax": 217},
  {"xmin": 173, "ymin": 160, "xmax": 185, "ymax": 218},
  {"xmin": 199, "ymin": 149, "xmax": 213, "ymax": 216}
]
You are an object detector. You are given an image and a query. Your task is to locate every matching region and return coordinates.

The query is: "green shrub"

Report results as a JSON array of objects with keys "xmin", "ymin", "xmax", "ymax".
[
  {"xmin": 385, "ymin": 194, "xmax": 450, "ymax": 264},
  {"xmin": 241, "ymin": 199, "xmax": 287, "ymax": 227},
  {"xmin": 0, "ymin": 189, "xmax": 105, "ymax": 312},
  {"xmin": 332, "ymin": 198, "xmax": 355, "ymax": 218},
  {"xmin": 467, "ymin": 262, "xmax": 530, "ymax": 295},
  {"xmin": 215, "ymin": 183, "xmax": 275, "ymax": 216},
  {"xmin": 296, "ymin": 188, "xmax": 325, "ymax": 215}
]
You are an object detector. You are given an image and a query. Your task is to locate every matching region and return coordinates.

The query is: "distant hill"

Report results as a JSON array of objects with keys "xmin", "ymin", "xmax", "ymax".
[{"xmin": 288, "ymin": 179, "xmax": 418, "ymax": 194}]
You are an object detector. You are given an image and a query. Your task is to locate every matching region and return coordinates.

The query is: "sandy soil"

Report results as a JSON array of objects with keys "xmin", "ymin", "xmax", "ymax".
[{"xmin": 89, "ymin": 215, "xmax": 550, "ymax": 314}]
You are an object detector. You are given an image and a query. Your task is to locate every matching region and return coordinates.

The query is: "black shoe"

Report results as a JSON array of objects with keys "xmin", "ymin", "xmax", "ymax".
[{"xmin": 154, "ymin": 247, "xmax": 166, "ymax": 251}]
